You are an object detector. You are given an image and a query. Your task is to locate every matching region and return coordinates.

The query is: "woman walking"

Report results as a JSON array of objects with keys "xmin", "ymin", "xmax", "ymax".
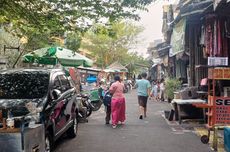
[{"xmin": 109, "ymin": 75, "xmax": 126, "ymax": 128}]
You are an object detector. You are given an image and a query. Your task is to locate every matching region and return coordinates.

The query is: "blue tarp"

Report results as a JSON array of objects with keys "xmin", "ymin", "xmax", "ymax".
[{"xmin": 86, "ymin": 76, "xmax": 97, "ymax": 83}]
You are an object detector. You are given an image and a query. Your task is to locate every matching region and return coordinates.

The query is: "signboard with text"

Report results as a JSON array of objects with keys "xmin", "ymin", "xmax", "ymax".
[
  {"xmin": 208, "ymin": 68, "xmax": 230, "ymax": 79},
  {"xmin": 215, "ymin": 97, "xmax": 230, "ymax": 124},
  {"xmin": 208, "ymin": 57, "xmax": 228, "ymax": 66}
]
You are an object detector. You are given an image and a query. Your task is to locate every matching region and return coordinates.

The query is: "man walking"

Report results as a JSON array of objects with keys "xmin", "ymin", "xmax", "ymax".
[{"xmin": 135, "ymin": 72, "xmax": 151, "ymax": 119}]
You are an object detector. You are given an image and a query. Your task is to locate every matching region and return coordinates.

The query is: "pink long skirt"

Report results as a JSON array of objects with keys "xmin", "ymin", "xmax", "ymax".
[{"xmin": 111, "ymin": 97, "xmax": 126, "ymax": 125}]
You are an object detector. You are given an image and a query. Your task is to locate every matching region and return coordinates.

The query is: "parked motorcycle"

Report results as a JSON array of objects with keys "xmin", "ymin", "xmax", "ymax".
[
  {"xmin": 123, "ymin": 83, "xmax": 129, "ymax": 93},
  {"xmin": 76, "ymin": 93, "xmax": 94, "ymax": 123},
  {"xmin": 80, "ymin": 93, "xmax": 94, "ymax": 117},
  {"xmin": 82, "ymin": 85, "xmax": 103, "ymax": 111},
  {"xmin": 127, "ymin": 80, "xmax": 133, "ymax": 90},
  {"xmin": 76, "ymin": 95, "xmax": 88, "ymax": 123},
  {"xmin": 89, "ymin": 89, "xmax": 103, "ymax": 111},
  {"xmin": 124, "ymin": 80, "xmax": 132, "ymax": 93},
  {"xmin": 90, "ymin": 99, "xmax": 102, "ymax": 111}
]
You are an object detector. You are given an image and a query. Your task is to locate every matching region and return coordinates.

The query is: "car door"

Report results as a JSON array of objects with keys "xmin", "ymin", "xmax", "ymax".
[
  {"xmin": 50, "ymin": 74, "xmax": 67, "ymax": 135},
  {"xmin": 58, "ymin": 74, "xmax": 76, "ymax": 124}
]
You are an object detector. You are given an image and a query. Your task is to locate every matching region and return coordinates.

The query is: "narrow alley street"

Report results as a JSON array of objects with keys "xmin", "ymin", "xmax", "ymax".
[
  {"xmin": 2, "ymin": 1, "xmax": 230, "ymax": 152},
  {"xmin": 54, "ymin": 90, "xmax": 213, "ymax": 152}
]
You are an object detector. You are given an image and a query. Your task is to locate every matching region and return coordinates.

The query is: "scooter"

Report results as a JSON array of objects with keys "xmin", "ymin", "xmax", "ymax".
[
  {"xmin": 79, "ymin": 93, "xmax": 94, "ymax": 117},
  {"xmin": 76, "ymin": 93, "xmax": 94, "ymax": 124},
  {"xmin": 123, "ymin": 82, "xmax": 130, "ymax": 93},
  {"xmin": 76, "ymin": 94, "xmax": 88, "ymax": 123},
  {"xmin": 87, "ymin": 89, "xmax": 103, "ymax": 111}
]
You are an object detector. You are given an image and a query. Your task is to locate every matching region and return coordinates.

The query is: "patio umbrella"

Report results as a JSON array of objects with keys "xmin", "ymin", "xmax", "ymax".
[{"xmin": 23, "ymin": 47, "xmax": 93, "ymax": 67}]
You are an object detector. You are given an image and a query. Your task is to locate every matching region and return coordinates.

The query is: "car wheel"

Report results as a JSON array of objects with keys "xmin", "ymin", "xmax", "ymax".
[
  {"xmin": 45, "ymin": 133, "xmax": 53, "ymax": 152},
  {"xmin": 67, "ymin": 117, "xmax": 78, "ymax": 138}
]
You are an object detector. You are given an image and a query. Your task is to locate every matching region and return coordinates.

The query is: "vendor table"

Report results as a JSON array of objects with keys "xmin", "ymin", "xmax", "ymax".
[
  {"xmin": 171, "ymin": 99, "xmax": 206, "ymax": 124},
  {"xmin": 0, "ymin": 124, "xmax": 45, "ymax": 152}
]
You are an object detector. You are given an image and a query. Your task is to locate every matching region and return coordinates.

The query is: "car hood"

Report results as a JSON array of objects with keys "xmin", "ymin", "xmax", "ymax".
[{"xmin": 0, "ymin": 98, "xmax": 44, "ymax": 117}]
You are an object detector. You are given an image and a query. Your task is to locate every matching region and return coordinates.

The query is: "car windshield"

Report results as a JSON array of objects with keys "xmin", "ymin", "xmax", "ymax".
[{"xmin": 0, "ymin": 71, "xmax": 50, "ymax": 99}]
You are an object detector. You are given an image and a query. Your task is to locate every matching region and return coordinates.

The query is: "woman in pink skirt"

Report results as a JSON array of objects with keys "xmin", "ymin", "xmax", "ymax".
[{"xmin": 109, "ymin": 75, "xmax": 126, "ymax": 128}]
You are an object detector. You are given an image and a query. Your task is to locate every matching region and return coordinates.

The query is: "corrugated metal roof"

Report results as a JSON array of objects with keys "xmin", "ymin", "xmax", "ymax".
[{"xmin": 173, "ymin": 0, "xmax": 213, "ymax": 24}]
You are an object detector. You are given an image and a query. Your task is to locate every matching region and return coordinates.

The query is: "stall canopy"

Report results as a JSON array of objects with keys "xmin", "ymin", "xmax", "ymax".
[
  {"xmin": 104, "ymin": 61, "xmax": 128, "ymax": 72},
  {"xmin": 23, "ymin": 47, "xmax": 93, "ymax": 67}
]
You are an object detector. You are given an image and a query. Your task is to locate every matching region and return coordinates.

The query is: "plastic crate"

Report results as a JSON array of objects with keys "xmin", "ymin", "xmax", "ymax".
[{"xmin": 224, "ymin": 126, "xmax": 230, "ymax": 152}]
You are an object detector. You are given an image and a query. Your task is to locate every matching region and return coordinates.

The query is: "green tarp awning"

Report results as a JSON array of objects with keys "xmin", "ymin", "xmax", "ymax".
[{"xmin": 23, "ymin": 47, "xmax": 93, "ymax": 67}]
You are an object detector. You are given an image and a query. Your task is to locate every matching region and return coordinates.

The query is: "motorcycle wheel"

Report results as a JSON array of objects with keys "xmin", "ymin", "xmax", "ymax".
[
  {"xmin": 86, "ymin": 106, "xmax": 92, "ymax": 117},
  {"xmin": 91, "ymin": 100, "xmax": 102, "ymax": 111},
  {"xmin": 78, "ymin": 108, "xmax": 88, "ymax": 123}
]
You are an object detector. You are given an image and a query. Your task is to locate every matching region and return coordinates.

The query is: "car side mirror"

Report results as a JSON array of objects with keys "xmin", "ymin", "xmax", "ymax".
[{"xmin": 51, "ymin": 89, "xmax": 61, "ymax": 100}]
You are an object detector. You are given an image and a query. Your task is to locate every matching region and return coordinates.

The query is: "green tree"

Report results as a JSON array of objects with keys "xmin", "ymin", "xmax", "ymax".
[
  {"xmin": 0, "ymin": 0, "xmax": 153, "ymax": 37},
  {"xmin": 81, "ymin": 21, "xmax": 149, "ymax": 71},
  {"xmin": 65, "ymin": 32, "xmax": 82, "ymax": 52}
]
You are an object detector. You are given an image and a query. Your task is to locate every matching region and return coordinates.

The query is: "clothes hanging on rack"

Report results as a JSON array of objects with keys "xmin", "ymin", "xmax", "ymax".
[
  {"xmin": 217, "ymin": 19, "xmax": 222, "ymax": 56},
  {"xmin": 204, "ymin": 16, "xmax": 229, "ymax": 57},
  {"xmin": 225, "ymin": 19, "xmax": 230, "ymax": 38},
  {"xmin": 213, "ymin": 20, "xmax": 217, "ymax": 56},
  {"xmin": 200, "ymin": 25, "xmax": 205, "ymax": 46}
]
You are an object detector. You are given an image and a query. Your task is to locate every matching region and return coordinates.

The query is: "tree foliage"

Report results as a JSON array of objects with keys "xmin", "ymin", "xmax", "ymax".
[
  {"xmin": 81, "ymin": 21, "xmax": 149, "ymax": 72},
  {"xmin": 65, "ymin": 32, "xmax": 82, "ymax": 52},
  {"xmin": 0, "ymin": 0, "xmax": 153, "ymax": 68},
  {"xmin": 0, "ymin": 0, "xmax": 153, "ymax": 37}
]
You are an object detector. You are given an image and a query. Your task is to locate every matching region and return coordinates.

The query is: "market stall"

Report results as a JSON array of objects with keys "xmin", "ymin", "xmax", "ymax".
[
  {"xmin": 103, "ymin": 61, "xmax": 128, "ymax": 82},
  {"xmin": 194, "ymin": 67, "xmax": 230, "ymax": 150}
]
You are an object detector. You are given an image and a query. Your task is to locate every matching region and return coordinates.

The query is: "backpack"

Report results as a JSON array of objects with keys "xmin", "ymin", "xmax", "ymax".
[{"xmin": 103, "ymin": 91, "xmax": 112, "ymax": 106}]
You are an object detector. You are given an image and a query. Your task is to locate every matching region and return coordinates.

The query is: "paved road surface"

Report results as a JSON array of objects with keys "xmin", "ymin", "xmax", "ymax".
[{"xmin": 54, "ymin": 90, "xmax": 213, "ymax": 152}]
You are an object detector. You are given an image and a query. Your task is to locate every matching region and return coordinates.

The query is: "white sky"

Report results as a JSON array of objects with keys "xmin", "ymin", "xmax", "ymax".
[
  {"xmin": 131, "ymin": 1, "xmax": 164, "ymax": 57},
  {"xmin": 131, "ymin": 0, "xmax": 178, "ymax": 57}
]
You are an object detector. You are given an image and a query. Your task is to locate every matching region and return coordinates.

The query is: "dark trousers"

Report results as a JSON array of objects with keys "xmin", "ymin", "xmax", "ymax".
[{"xmin": 105, "ymin": 105, "xmax": 111, "ymax": 123}]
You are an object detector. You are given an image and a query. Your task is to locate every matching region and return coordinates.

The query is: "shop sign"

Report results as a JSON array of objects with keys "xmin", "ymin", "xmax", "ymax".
[
  {"xmin": 215, "ymin": 98, "xmax": 230, "ymax": 124},
  {"xmin": 208, "ymin": 68, "xmax": 230, "ymax": 79},
  {"xmin": 208, "ymin": 57, "xmax": 228, "ymax": 66}
]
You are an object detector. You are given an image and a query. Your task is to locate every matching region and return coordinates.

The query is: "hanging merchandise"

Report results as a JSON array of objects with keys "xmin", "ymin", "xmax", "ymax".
[
  {"xmin": 176, "ymin": 59, "xmax": 187, "ymax": 80},
  {"xmin": 217, "ymin": 20, "xmax": 221, "ymax": 56},
  {"xmin": 225, "ymin": 19, "xmax": 230, "ymax": 38},
  {"xmin": 200, "ymin": 25, "xmax": 205, "ymax": 46},
  {"xmin": 205, "ymin": 19, "xmax": 213, "ymax": 56},
  {"xmin": 214, "ymin": 20, "xmax": 217, "ymax": 56},
  {"xmin": 170, "ymin": 18, "xmax": 186, "ymax": 57},
  {"xmin": 204, "ymin": 16, "xmax": 229, "ymax": 57}
]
